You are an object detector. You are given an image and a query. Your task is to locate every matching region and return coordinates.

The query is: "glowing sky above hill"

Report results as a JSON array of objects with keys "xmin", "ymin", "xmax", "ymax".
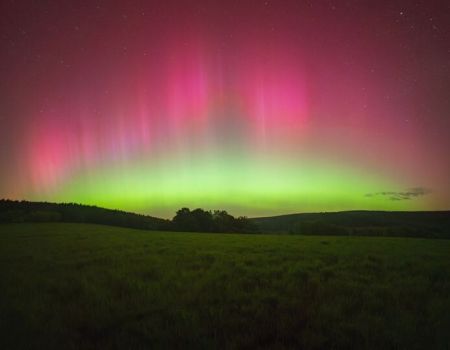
[{"xmin": 1, "ymin": 0, "xmax": 449, "ymax": 217}]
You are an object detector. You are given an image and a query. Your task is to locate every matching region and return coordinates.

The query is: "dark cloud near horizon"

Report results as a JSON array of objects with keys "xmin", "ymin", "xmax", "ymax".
[{"xmin": 365, "ymin": 187, "xmax": 432, "ymax": 201}]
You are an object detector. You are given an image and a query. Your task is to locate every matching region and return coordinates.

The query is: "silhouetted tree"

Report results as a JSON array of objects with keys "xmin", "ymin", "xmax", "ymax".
[
  {"xmin": 191, "ymin": 208, "xmax": 214, "ymax": 232},
  {"xmin": 172, "ymin": 208, "xmax": 198, "ymax": 231},
  {"xmin": 212, "ymin": 210, "xmax": 235, "ymax": 232}
]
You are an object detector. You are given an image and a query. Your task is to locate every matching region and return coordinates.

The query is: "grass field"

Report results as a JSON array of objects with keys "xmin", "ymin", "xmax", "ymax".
[{"xmin": 0, "ymin": 223, "xmax": 449, "ymax": 349}]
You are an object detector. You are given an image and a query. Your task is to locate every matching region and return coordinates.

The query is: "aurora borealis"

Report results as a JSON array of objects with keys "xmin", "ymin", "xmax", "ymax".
[{"xmin": 1, "ymin": 1, "xmax": 449, "ymax": 217}]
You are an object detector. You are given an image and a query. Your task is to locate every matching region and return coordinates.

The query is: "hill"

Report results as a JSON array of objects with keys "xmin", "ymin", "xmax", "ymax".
[
  {"xmin": 251, "ymin": 210, "xmax": 450, "ymax": 238},
  {"xmin": 0, "ymin": 199, "xmax": 169, "ymax": 230},
  {"xmin": 0, "ymin": 223, "xmax": 449, "ymax": 349}
]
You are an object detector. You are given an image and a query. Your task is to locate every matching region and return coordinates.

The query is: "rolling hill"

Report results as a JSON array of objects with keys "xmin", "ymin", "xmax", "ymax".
[{"xmin": 251, "ymin": 210, "xmax": 450, "ymax": 238}]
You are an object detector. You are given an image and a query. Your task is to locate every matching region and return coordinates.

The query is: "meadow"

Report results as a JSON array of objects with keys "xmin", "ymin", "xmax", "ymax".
[{"xmin": 0, "ymin": 223, "xmax": 449, "ymax": 349}]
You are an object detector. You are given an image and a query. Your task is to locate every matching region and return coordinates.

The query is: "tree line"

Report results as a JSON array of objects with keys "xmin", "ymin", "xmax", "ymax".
[
  {"xmin": 172, "ymin": 207, "xmax": 257, "ymax": 233},
  {"xmin": 0, "ymin": 200, "xmax": 258, "ymax": 233}
]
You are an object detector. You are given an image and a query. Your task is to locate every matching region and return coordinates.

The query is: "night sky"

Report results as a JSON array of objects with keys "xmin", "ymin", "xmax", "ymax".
[{"xmin": 1, "ymin": 0, "xmax": 449, "ymax": 217}]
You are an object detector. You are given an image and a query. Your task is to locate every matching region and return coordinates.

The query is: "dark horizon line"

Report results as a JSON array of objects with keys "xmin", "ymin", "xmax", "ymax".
[{"xmin": 1, "ymin": 198, "xmax": 449, "ymax": 220}]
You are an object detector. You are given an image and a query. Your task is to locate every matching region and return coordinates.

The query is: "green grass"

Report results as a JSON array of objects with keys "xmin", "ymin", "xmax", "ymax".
[{"xmin": 0, "ymin": 223, "xmax": 449, "ymax": 349}]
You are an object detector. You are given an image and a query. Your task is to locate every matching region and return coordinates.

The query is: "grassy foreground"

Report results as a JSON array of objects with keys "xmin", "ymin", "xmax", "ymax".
[{"xmin": 0, "ymin": 223, "xmax": 449, "ymax": 349}]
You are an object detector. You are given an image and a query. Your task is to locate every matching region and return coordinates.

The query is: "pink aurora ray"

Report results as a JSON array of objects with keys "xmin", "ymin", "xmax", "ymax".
[{"xmin": 25, "ymin": 33, "xmax": 309, "ymax": 190}]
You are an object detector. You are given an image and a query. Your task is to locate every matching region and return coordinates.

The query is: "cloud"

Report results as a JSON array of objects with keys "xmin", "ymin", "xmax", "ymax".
[{"xmin": 365, "ymin": 187, "xmax": 432, "ymax": 201}]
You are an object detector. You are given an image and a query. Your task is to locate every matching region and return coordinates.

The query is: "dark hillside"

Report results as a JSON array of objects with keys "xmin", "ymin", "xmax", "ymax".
[
  {"xmin": 251, "ymin": 210, "xmax": 450, "ymax": 238},
  {"xmin": 0, "ymin": 199, "xmax": 169, "ymax": 230}
]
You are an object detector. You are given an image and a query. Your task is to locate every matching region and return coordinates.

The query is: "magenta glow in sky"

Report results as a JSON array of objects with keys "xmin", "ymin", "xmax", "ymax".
[{"xmin": 0, "ymin": 1, "xmax": 449, "ymax": 217}]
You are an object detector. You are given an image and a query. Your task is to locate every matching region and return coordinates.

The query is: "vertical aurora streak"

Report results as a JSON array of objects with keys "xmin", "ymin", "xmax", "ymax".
[{"xmin": 1, "ymin": 1, "xmax": 449, "ymax": 217}]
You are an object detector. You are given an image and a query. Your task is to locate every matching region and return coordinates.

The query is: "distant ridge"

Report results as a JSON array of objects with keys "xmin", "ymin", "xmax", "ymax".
[{"xmin": 250, "ymin": 210, "xmax": 450, "ymax": 238}]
